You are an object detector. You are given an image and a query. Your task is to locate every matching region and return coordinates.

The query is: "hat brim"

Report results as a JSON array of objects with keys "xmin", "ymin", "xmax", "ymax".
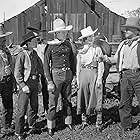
[
  {"xmin": 48, "ymin": 25, "xmax": 73, "ymax": 34},
  {"xmin": 0, "ymin": 32, "xmax": 13, "ymax": 38},
  {"xmin": 27, "ymin": 26, "xmax": 47, "ymax": 33},
  {"xmin": 78, "ymin": 28, "xmax": 98, "ymax": 40},
  {"xmin": 121, "ymin": 25, "xmax": 140, "ymax": 30},
  {"xmin": 20, "ymin": 35, "xmax": 40, "ymax": 47}
]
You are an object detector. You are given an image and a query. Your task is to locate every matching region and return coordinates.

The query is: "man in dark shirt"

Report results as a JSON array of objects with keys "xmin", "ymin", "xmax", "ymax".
[
  {"xmin": 44, "ymin": 18, "xmax": 76, "ymax": 136},
  {"xmin": 27, "ymin": 26, "xmax": 49, "ymax": 115},
  {"xmin": 14, "ymin": 31, "xmax": 44, "ymax": 140},
  {"xmin": 0, "ymin": 24, "xmax": 15, "ymax": 137}
]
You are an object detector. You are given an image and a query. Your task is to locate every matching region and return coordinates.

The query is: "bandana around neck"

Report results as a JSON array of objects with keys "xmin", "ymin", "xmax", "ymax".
[
  {"xmin": 124, "ymin": 36, "xmax": 140, "ymax": 46},
  {"xmin": 78, "ymin": 43, "xmax": 93, "ymax": 54}
]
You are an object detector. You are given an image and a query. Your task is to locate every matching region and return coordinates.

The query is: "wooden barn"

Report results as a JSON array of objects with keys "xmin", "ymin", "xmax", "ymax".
[{"xmin": 3, "ymin": 0, "xmax": 126, "ymax": 45}]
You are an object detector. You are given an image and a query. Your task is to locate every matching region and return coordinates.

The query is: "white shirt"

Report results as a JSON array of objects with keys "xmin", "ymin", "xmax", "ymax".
[{"xmin": 34, "ymin": 43, "xmax": 46, "ymax": 64}]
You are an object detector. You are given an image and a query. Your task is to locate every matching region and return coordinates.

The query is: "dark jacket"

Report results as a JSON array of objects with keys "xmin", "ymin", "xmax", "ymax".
[{"xmin": 44, "ymin": 40, "xmax": 76, "ymax": 82}]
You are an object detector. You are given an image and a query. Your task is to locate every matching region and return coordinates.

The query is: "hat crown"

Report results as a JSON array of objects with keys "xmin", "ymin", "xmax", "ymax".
[
  {"xmin": 22, "ymin": 31, "xmax": 36, "ymax": 41},
  {"xmin": 125, "ymin": 17, "xmax": 140, "ymax": 27},
  {"xmin": 53, "ymin": 18, "xmax": 66, "ymax": 30},
  {"xmin": 80, "ymin": 26, "xmax": 94, "ymax": 37}
]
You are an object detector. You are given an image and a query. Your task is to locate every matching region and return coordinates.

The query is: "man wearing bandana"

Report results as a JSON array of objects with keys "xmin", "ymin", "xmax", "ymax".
[
  {"xmin": 44, "ymin": 18, "xmax": 76, "ymax": 136},
  {"xmin": 102, "ymin": 17, "xmax": 140, "ymax": 132}
]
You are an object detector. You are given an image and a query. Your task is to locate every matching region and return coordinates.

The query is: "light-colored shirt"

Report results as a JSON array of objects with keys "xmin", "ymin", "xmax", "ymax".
[
  {"xmin": 122, "ymin": 41, "xmax": 139, "ymax": 69},
  {"xmin": 34, "ymin": 43, "xmax": 46, "ymax": 64},
  {"xmin": 77, "ymin": 45, "xmax": 104, "ymax": 80},
  {"xmin": 80, "ymin": 45, "xmax": 96, "ymax": 65}
]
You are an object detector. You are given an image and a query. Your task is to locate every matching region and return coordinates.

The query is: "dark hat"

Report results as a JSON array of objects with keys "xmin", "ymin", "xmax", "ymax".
[
  {"xmin": 20, "ymin": 31, "xmax": 40, "ymax": 47},
  {"xmin": 121, "ymin": 17, "xmax": 140, "ymax": 30},
  {"xmin": 27, "ymin": 26, "xmax": 47, "ymax": 34}
]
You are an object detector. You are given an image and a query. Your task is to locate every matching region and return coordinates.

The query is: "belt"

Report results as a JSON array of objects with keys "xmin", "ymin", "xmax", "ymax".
[
  {"xmin": 53, "ymin": 67, "xmax": 70, "ymax": 71},
  {"xmin": 29, "ymin": 75, "xmax": 39, "ymax": 80},
  {"xmin": 81, "ymin": 65, "xmax": 97, "ymax": 70},
  {"xmin": 122, "ymin": 68, "xmax": 140, "ymax": 73}
]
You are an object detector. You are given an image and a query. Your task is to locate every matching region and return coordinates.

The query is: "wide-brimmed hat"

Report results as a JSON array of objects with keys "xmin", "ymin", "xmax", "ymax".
[
  {"xmin": 0, "ymin": 24, "xmax": 13, "ymax": 38},
  {"xmin": 27, "ymin": 26, "xmax": 47, "ymax": 34},
  {"xmin": 78, "ymin": 26, "xmax": 98, "ymax": 40},
  {"xmin": 121, "ymin": 17, "xmax": 140, "ymax": 30},
  {"xmin": 48, "ymin": 18, "xmax": 73, "ymax": 34},
  {"xmin": 20, "ymin": 31, "xmax": 40, "ymax": 47}
]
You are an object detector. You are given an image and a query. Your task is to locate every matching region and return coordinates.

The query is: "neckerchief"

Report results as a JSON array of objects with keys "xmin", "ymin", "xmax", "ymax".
[
  {"xmin": 124, "ymin": 36, "xmax": 140, "ymax": 46},
  {"xmin": 78, "ymin": 43, "xmax": 93, "ymax": 54}
]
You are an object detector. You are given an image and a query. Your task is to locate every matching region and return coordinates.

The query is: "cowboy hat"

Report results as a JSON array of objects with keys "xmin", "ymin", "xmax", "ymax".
[
  {"xmin": 20, "ymin": 31, "xmax": 40, "ymax": 47},
  {"xmin": 0, "ymin": 24, "xmax": 13, "ymax": 38},
  {"xmin": 121, "ymin": 17, "xmax": 140, "ymax": 30},
  {"xmin": 48, "ymin": 18, "xmax": 73, "ymax": 34},
  {"xmin": 78, "ymin": 26, "xmax": 98, "ymax": 40}
]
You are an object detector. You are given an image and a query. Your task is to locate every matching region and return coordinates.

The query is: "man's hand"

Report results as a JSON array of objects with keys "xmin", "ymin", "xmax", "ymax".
[
  {"xmin": 48, "ymin": 81, "xmax": 55, "ymax": 92},
  {"xmin": 22, "ymin": 85, "xmax": 30, "ymax": 93},
  {"xmin": 72, "ymin": 76, "xmax": 76, "ymax": 86},
  {"xmin": 98, "ymin": 55, "xmax": 108, "ymax": 63},
  {"xmin": 96, "ymin": 78, "xmax": 102, "ymax": 88}
]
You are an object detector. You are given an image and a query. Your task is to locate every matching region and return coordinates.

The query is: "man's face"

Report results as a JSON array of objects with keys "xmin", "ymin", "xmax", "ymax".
[
  {"xmin": 28, "ymin": 37, "xmax": 38, "ymax": 49},
  {"xmin": 124, "ymin": 27, "xmax": 137, "ymax": 39},
  {"xmin": 83, "ymin": 35, "xmax": 93, "ymax": 44},
  {"xmin": 0, "ymin": 37, "xmax": 6, "ymax": 48},
  {"xmin": 56, "ymin": 31, "xmax": 67, "ymax": 41}
]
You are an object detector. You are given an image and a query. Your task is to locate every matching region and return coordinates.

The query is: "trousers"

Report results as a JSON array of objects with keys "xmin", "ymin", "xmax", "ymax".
[
  {"xmin": 47, "ymin": 69, "xmax": 73, "ymax": 129},
  {"xmin": 119, "ymin": 70, "xmax": 140, "ymax": 129},
  {"xmin": 41, "ymin": 75, "xmax": 49, "ymax": 112},
  {"xmin": 15, "ymin": 78, "xmax": 39, "ymax": 134},
  {"xmin": 0, "ymin": 75, "xmax": 13, "ymax": 129}
]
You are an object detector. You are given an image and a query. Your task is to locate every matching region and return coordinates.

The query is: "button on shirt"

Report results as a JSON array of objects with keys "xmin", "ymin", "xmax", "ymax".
[{"xmin": 44, "ymin": 40, "xmax": 76, "ymax": 82}]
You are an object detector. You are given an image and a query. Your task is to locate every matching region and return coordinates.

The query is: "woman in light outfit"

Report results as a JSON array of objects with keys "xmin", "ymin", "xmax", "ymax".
[{"xmin": 76, "ymin": 26, "xmax": 104, "ymax": 130}]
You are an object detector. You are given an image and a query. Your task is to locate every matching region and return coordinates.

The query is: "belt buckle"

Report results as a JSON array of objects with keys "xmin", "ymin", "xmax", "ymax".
[
  {"xmin": 32, "ymin": 75, "xmax": 36, "ymax": 79},
  {"xmin": 62, "ymin": 67, "xmax": 70, "ymax": 71},
  {"xmin": 131, "ymin": 69, "xmax": 137, "ymax": 73},
  {"xmin": 62, "ymin": 67, "xmax": 66, "ymax": 71}
]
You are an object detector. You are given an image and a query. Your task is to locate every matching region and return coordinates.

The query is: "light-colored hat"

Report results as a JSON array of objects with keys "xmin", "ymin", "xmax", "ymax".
[
  {"xmin": 121, "ymin": 17, "xmax": 140, "ymax": 30},
  {"xmin": 0, "ymin": 24, "xmax": 13, "ymax": 38},
  {"xmin": 78, "ymin": 26, "xmax": 98, "ymax": 40},
  {"xmin": 48, "ymin": 18, "xmax": 73, "ymax": 34}
]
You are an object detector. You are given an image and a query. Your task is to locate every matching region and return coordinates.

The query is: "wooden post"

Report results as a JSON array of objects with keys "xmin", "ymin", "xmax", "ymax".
[{"xmin": 40, "ymin": 2, "xmax": 46, "ymax": 40}]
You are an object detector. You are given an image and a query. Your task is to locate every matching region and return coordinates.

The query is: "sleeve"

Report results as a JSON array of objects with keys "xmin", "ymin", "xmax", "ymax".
[
  {"xmin": 76, "ymin": 53, "xmax": 81, "ymax": 81},
  {"xmin": 96, "ymin": 47, "xmax": 104, "ymax": 80},
  {"xmin": 14, "ymin": 52, "xmax": 27, "ymax": 88},
  {"xmin": 44, "ymin": 45, "xmax": 52, "ymax": 82},
  {"xmin": 69, "ymin": 45, "xmax": 76, "ymax": 76}
]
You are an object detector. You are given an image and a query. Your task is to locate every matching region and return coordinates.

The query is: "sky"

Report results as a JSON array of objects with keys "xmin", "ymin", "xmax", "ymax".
[
  {"xmin": 0, "ymin": 0, "xmax": 39, "ymax": 23},
  {"xmin": 98, "ymin": 0, "xmax": 140, "ymax": 16},
  {"xmin": 0, "ymin": 0, "xmax": 140, "ymax": 23}
]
